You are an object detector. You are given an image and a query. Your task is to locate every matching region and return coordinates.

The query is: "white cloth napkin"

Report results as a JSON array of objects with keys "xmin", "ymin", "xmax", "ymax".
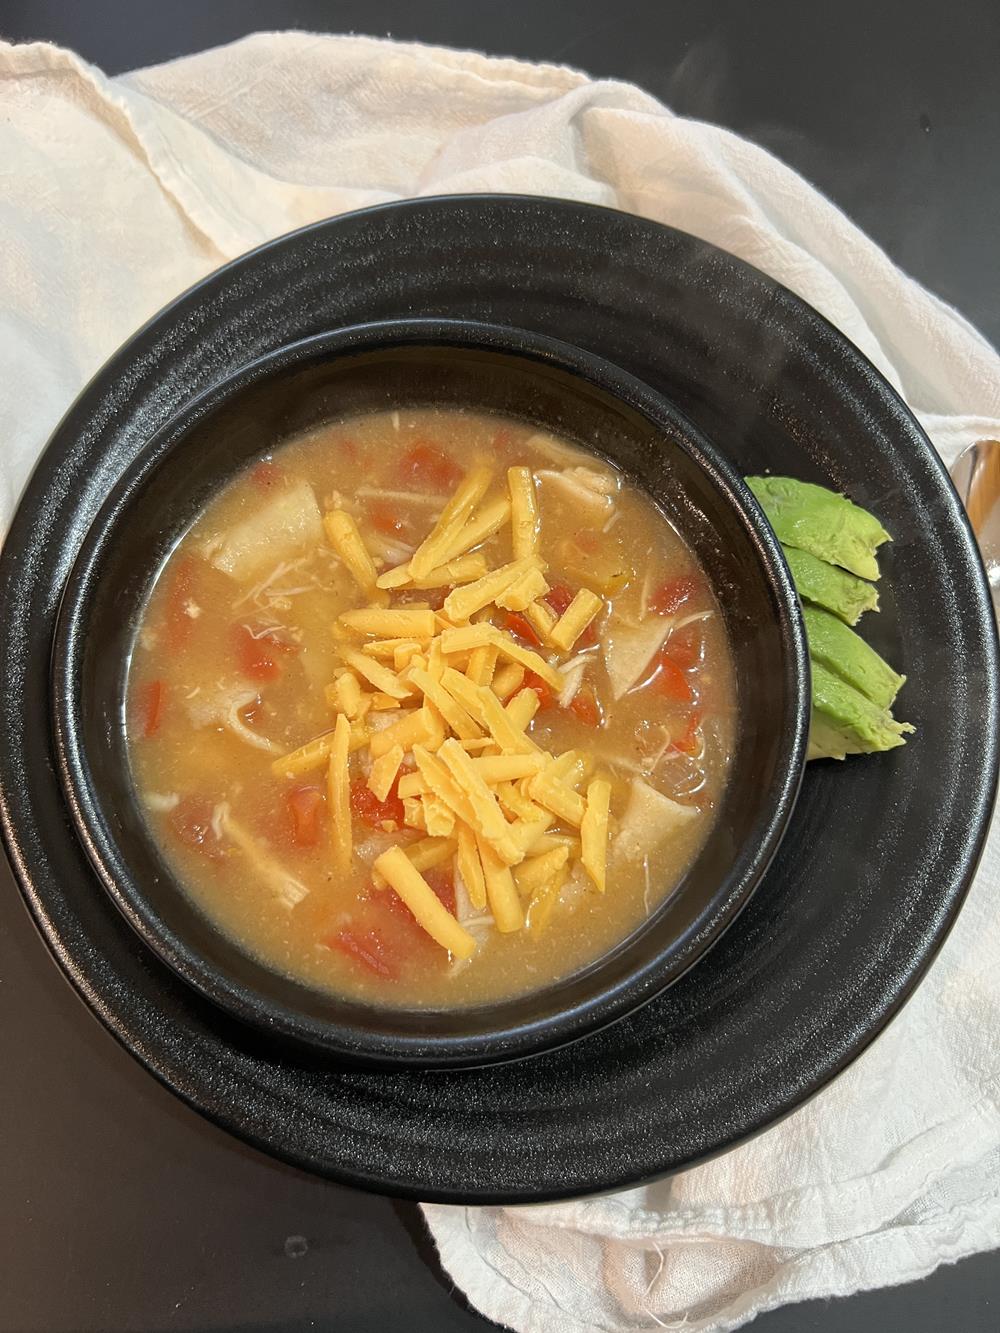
[{"xmin": 1, "ymin": 31, "xmax": 999, "ymax": 1333}]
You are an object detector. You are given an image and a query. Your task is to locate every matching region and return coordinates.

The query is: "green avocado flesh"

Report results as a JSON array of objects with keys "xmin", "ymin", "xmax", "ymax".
[
  {"xmin": 745, "ymin": 473, "xmax": 913, "ymax": 761},
  {"xmin": 781, "ymin": 545, "xmax": 879, "ymax": 625},
  {"xmin": 747, "ymin": 475, "xmax": 890, "ymax": 581},
  {"xmin": 802, "ymin": 605, "xmax": 905, "ymax": 710},
  {"xmin": 807, "ymin": 661, "xmax": 914, "ymax": 761}
]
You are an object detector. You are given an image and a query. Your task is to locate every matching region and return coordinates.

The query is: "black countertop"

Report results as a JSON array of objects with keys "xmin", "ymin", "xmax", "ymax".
[{"xmin": 0, "ymin": 3, "xmax": 997, "ymax": 1330}]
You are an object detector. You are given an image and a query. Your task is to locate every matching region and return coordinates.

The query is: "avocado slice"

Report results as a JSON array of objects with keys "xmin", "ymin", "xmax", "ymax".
[
  {"xmin": 802, "ymin": 605, "xmax": 905, "ymax": 709},
  {"xmin": 807, "ymin": 660, "xmax": 914, "ymax": 760},
  {"xmin": 782, "ymin": 544, "xmax": 879, "ymax": 625},
  {"xmin": 747, "ymin": 476, "xmax": 890, "ymax": 581}
]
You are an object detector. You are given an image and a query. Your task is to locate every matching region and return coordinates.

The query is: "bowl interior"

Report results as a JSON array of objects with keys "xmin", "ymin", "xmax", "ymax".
[{"xmin": 54, "ymin": 323, "xmax": 806, "ymax": 1066}]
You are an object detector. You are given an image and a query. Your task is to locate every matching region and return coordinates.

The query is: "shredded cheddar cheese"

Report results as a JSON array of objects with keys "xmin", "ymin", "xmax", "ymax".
[
  {"xmin": 581, "ymin": 777, "xmax": 612, "ymax": 892},
  {"xmin": 323, "ymin": 509, "xmax": 388, "ymax": 606},
  {"xmin": 549, "ymin": 587, "xmax": 603, "ymax": 652},
  {"xmin": 275, "ymin": 458, "xmax": 616, "ymax": 957},
  {"xmin": 508, "ymin": 466, "xmax": 540, "ymax": 560},
  {"xmin": 367, "ymin": 744, "xmax": 404, "ymax": 803},
  {"xmin": 328, "ymin": 713, "xmax": 352, "ymax": 869},
  {"xmin": 373, "ymin": 846, "xmax": 476, "ymax": 958},
  {"xmin": 409, "ymin": 465, "xmax": 493, "ymax": 579}
]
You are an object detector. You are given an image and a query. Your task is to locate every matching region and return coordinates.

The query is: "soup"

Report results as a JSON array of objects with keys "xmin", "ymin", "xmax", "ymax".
[{"xmin": 127, "ymin": 410, "xmax": 736, "ymax": 1007}]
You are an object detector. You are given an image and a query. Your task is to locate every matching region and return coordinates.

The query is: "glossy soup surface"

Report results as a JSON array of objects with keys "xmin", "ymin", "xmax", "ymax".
[{"xmin": 128, "ymin": 410, "xmax": 736, "ymax": 1007}]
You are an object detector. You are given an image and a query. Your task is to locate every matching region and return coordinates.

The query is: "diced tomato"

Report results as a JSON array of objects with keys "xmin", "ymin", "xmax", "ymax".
[
  {"xmin": 423, "ymin": 584, "xmax": 453, "ymax": 611},
  {"xmin": 524, "ymin": 671, "xmax": 555, "ymax": 710},
  {"xmin": 234, "ymin": 625, "xmax": 281, "ymax": 682},
  {"xmin": 327, "ymin": 926, "xmax": 399, "ymax": 981},
  {"xmin": 545, "ymin": 583, "xmax": 575, "ymax": 617},
  {"xmin": 568, "ymin": 684, "xmax": 601, "ymax": 728},
  {"xmin": 649, "ymin": 574, "xmax": 702, "ymax": 616},
  {"xmin": 169, "ymin": 795, "xmax": 224, "ymax": 858},
  {"xmin": 398, "ymin": 441, "xmax": 463, "ymax": 491},
  {"xmin": 503, "ymin": 611, "xmax": 541, "ymax": 646},
  {"xmin": 350, "ymin": 777, "xmax": 405, "ymax": 829},
  {"xmin": 653, "ymin": 655, "xmax": 694, "ymax": 704},
  {"xmin": 673, "ymin": 710, "xmax": 703, "ymax": 755},
  {"xmin": 663, "ymin": 623, "xmax": 703, "ymax": 670},
  {"xmin": 368, "ymin": 499, "xmax": 409, "ymax": 538},
  {"xmin": 138, "ymin": 679, "xmax": 165, "ymax": 738},
  {"xmin": 163, "ymin": 557, "xmax": 198, "ymax": 652},
  {"xmin": 287, "ymin": 786, "xmax": 324, "ymax": 846},
  {"xmin": 233, "ymin": 625, "xmax": 298, "ymax": 682},
  {"xmin": 251, "ymin": 460, "xmax": 283, "ymax": 490}
]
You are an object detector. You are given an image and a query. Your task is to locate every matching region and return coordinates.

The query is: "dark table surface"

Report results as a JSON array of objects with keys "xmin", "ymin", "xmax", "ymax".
[{"xmin": 1, "ymin": 3, "xmax": 997, "ymax": 1331}]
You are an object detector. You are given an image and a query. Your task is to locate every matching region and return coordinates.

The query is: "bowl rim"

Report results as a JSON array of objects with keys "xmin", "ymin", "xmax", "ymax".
[{"xmin": 50, "ymin": 315, "xmax": 810, "ymax": 1067}]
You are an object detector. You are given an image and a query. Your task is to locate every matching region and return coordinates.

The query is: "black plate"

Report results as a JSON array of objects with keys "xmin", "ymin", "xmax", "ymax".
[{"xmin": 1, "ymin": 196, "xmax": 996, "ymax": 1202}]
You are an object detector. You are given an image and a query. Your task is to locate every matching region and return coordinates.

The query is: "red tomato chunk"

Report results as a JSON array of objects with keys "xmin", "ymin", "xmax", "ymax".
[
  {"xmin": 524, "ymin": 671, "xmax": 555, "ymax": 710},
  {"xmin": 287, "ymin": 786, "xmax": 324, "ymax": 846},
  {"xmin": 649, "ymin": 575, "xmax": 702, "ymax": 615},
  {"xmin": 327, "ymin": 927, "xmax": 399, "ymax": 981},
  {"xmin": 350, "ymin": 778, "xmax": 405, "ymax": 829},
  {"xmin": 568, "ymin": 684, "xmax": 601, "ymax": 727},
  {"xmin": 545, "ymin": 583, "xmax": 575, "ymax": 617},
  {"xmin": 398, "ymin": 442, "xmax": 463, "ymax": 492},
  {"xmin": 368, "ymin": 499, "xmax": 410, "ymax": 538},
  {"xmin": 663, "ymin": 623, "xmax": 703, "ymax": 670},
  {"xmin": 503, "ymin": 611, "xmax": 541, "ymax": 646},
  {"xmin": 234, "ymin": 625, "xmax": 298, "ymax": 682},
  {"xmin": 673, "ymin": 710, "xmax": 703, "ymax": 755},
  {"xmin": 653, "ymin": 655, "xmax": 694, "ymax": 704}
]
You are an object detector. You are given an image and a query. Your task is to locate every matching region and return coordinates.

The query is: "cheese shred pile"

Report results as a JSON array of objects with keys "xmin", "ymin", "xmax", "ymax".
[{"xmin": 270, "ymin": 464, "xmax": 610, "ymax": 960}]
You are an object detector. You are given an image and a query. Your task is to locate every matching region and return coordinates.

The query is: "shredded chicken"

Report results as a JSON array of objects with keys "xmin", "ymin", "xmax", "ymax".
[
  {"xmin": 601, "ymin": 616, "xmax": 673, "ymax": 699},
  {"xmin": 208, "ymin": 477, "xmax": 322, "ymax": 582},
  {"xmin": 355, "ymin": 488, "xmax": 445, "ymax": 507},
  {"xmin": 232, "ymin": 556, "xmax": 311, "ymax": 611},
  {"xmin": 213, "ymin": 802, "xmax": 309, "ymax": 908},
  {"xmin": 613, "ymin": 778, "xmax": 698, "ymax": 866},
  {"xmin": 145, "ymin": 791, "xmax": 180, "ymax": 812},
  {"xmin": 536, "ymin": 466, "xmax": 619, "ymax": 513},
  {"xmin": 672, "ymin": 609, "xmax": 713, "ymax": 630},
  {"xmin": 557, "ymin": 656, "xmax": 588, "ymax": 708},
  {"xmin": 186, "ymin": 681, "xmax": 281, "ymax": 754},
  {"xmin": 367, "ymin": 533, "xmax": 416, "ymax": 565}
]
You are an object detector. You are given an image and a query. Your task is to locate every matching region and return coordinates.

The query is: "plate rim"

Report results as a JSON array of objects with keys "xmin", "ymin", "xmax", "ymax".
[{"xmin": 1, "ymin": 193, "xmax": 997, "ymax": 1203}]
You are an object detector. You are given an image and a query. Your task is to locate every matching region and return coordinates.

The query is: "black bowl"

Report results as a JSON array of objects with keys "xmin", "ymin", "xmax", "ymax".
[{"xmin": 52, "ymin": 317, "xmax": 808, "ymax": 1068}]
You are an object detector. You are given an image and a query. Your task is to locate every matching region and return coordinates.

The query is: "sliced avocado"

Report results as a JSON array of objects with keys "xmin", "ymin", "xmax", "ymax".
[
  {"xmin": 807, "ymin": 713, "xmax": 858, "ymax": 762},
  {"xmin": 782, "ymin": 545, "xmax": 879, "ymax": 625},
  {"xmin": 747, "ymin": 476, "xmax": 890, "ymax": 581},
  {"xmin": 802, "ymin": 605, "xmax": 904, "ymax": 709},
  {"xmin": 808, "ymin": 660, "xmax": 914, "ymax": 760}
]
